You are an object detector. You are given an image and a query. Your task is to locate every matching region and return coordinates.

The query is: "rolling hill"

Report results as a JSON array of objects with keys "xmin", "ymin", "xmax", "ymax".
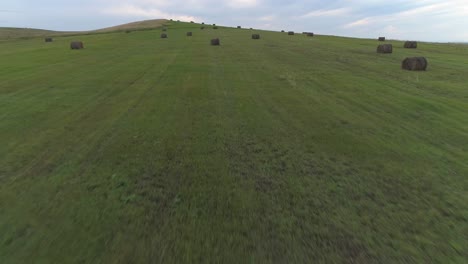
[
  {"xmin": 0, "ymin": 19, "xmax": 168, "ymax": 40},
  {"xmin": 0, "ymin": 20, "xmax": 467, "ymax": 263}
]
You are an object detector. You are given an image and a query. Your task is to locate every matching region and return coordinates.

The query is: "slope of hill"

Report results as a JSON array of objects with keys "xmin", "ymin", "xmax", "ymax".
[
  {"xmin": 92, "ymin": 19, "xmax": 168, "ymax": 33},
  {"xmin": 0, "ymin": 21, "xmax": 467, "ymax": 263},
  {"xmin": 0, "ymin": 27, "xmax": 66, "ymax": 39},
  {"xmin": 0, "ymin": 19, "xmax": 168, "ymax": 40}
]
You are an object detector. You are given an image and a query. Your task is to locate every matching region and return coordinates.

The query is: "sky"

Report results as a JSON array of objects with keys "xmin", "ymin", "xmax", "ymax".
[{"xmin": 1, "ymin": 0, "xmax": 468, "ymax": 42}]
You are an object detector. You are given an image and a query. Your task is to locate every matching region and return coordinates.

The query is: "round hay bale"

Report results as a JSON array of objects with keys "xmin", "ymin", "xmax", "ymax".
[
  {"xmin": 288, "ymin": 31, "xmax": 295, "ymax": 35},
  {"xmin": 404, "ymin": 41, "xmax": 418, "ymax": 48},
  {"xmin": 307, "ymin": 32, "xmax": 314, "ymax": 37},
  {"xmin": 186, "ymin": 32, "xmax": 193, "ymax": 37},
  {"xmin": 161, "ymin": 33, "xmax": 168, "ymax": 38},
  {"xmin": 45, "ymin": 37, "xmax": 53, "ymax": 42},
  {"xmin": 377, "ymin": 44, "xmax": 393, "ymax": 53},
  {"xmin": 211, "ymin": 38, "xmax": 220, "ymax": 46},
  {"xmin": 378, "ymin": 37, "xmax": 385, "ymax": 41},
  {"xmin": 402, "ymin": 57, "xmax": 427, "ymax": 71},
  {"xmin": 70, "ymin": 41, "xmax": 84, "ymax": 50},
  {"xmin": 252, "ymin": 34, "xmax": 260, "ymax": 40}
]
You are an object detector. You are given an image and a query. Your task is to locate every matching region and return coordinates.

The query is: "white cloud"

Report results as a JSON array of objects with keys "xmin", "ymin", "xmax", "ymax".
[
  {"xmin": 103, "ymin": 4, "xmax": 196, "ymax": 21},
  {"xmin": 259, "ymin": 15, "xmax": 275, "ymax": 22},
  {"xmin": 300, "ymin": 8, "xmax": 349, "ymax": 18},
  {"xmin": 344, "ymin": 18, "xmax": 370, "ymax": 28},
  {"xmin": 227, "ymin": 0, "xmax": 259, "ymax": 8}
]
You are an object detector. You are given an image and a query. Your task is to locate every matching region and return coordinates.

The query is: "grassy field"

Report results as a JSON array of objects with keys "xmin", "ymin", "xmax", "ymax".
[{"xmin": 1, "ymin": 21, "xmax": 467, "ymax": 263}]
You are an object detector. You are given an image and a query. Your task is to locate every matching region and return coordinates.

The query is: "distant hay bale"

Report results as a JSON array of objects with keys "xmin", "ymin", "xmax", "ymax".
[
  {"xmin": 377, "ymin": 44, "xmax": 393, "ymax": 53},
  {"xmin": 307, "ymin": 32, "xmax": 314, "ymax": 37},
  {"xmin": 288, "ymin": 31, "xmax": 294, "ymax": 35},
  {"xmin": 211, "ymin": 38, "xmax": 220, "ymax": 46},
  {"xmin": 202, "ymin": 22, "xmax": 205, "ymax": 24},
  {"xmin": 237, "ymin": 26, "xmax": 241, "ymax": 29},
  {"xmin": 45, "ymin": 37, "xmax": 53, "ymax": 42},
  {"xmin": 70, "ymin": 41, "xmax": 84, "ymax": 50},
  {"xmin": 378, "ymin": 37, "xmax": 385, "ymax": 41},
  {"xmin": 213, "ymin": 24, "xmax": 216, "ymax": 26},
  {"xmin": 161, "ymin": 33, "xmax": 168, "ymax": 38},
  {"xmin": 186, "ymin": 32, "xmax": 193, "ymax": 36},
  {"xmin": 402, "ymin": 57, "xmax": 427, "ymax": 71},
  {"xmin": 252, "ymin": 34, "xmax": 260, "ymax": 39},
  {"xmin": 404, "ymin": 41, "xmax": 418, "ymax": 48},
  {"xmin": 281, "ymin": 30, "xmax": 285, "ymax": 32}
]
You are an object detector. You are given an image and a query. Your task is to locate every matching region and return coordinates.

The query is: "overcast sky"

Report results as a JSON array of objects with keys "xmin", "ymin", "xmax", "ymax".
[{"xmin": 1, "ymin": 0, "xmax": 467, "ymax": 42}]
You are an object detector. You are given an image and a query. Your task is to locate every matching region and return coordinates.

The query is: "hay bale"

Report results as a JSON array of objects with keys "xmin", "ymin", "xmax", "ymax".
[
  {"xmin": 202, "ymin": 22, "xmax": 205, "ymax": 24},
  {"xmin": 288, "ymin": 31, "xmax": 294, "ymax": 35},
  {"xmin": 377, "ymin": 44, "xmax": 393, "ymax": 53},
  {"xmin": 45, "ymin": 37, "xmax": 53, "ymax": 42},
  {"xmin": 281, "ymin": 30, "xmax": 285, "ymax": 32},
  {"xmin": 186, "ymin": 32, "xmax": 193, "ymax": 37},
  {"xmin": 404, "ymin": 41, "xmax": 418, "ymax": 48},
  {"xmin": 161, "ymin": 33, "xmax": 168, "ymax": 38},
  {"xmin": 252, "ymin": 34, "xmax": 260, "ymax": 40},
  {"xmin": 307, "ymin": 32, "xmax": 314, "ymax": 37},
  {"xmin": 211, "ymin": 38, "xmax": 220, "ymax": 46},
  {"xmin": 237, "ymin": 26, "xmax": 241, "ymax": 29},
  {"xmin": 378, "ymin": 37, "xmax": 385, "ymax": 41},
  {"xmin": 70, "ymin": 41, "xmax": 84, "ymax": 49},
  {"xmin": 402, "ymin": 57, "xmax": 427, "ymax": 71}
]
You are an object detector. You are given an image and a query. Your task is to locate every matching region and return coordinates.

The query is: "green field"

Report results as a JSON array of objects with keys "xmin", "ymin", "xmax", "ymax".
[{"xmin": 1, "ymin": 20, "xmax": 467, "ymax": 263}]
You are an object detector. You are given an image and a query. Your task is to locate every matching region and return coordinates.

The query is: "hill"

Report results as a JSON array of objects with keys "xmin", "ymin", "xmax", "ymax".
[
  {"xmin": 0, "ymin": 27, "xmax": 66, "ymax": 40},
  {"xmin": 92, "ymin": 19, "xmax": 167, "ymax": 33},
  {"xmin": 0, "ymin": 20, "xmax": 467, "ymax": 263},
  {"xmin": 0, "ymin": 19, "xmax": 168, "ymax": 40}
]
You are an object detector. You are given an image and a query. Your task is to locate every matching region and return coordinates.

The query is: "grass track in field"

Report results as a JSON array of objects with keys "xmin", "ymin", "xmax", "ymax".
[{"xmin": 1, "ymin": 21, "xmax": 468, "ymax": 263}]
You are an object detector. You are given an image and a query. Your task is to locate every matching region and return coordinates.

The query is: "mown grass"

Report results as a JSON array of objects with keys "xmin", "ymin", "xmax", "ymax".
[{"xmin": 0, "ymin": 21, "xmax": 467, "ymax": 263}]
